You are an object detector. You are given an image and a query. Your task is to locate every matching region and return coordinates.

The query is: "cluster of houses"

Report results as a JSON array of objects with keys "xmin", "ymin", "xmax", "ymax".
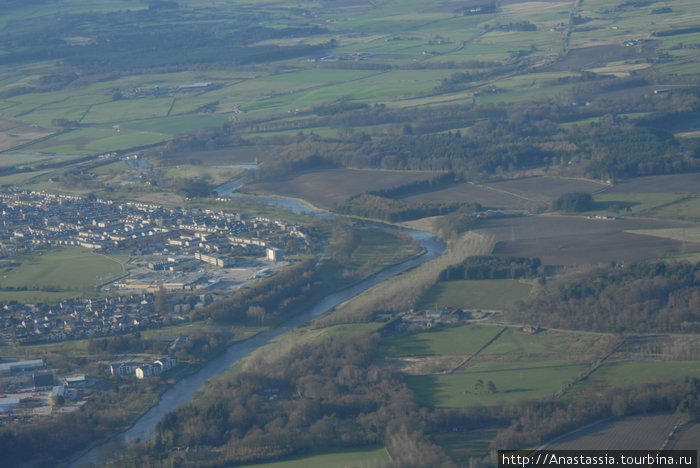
[
  {"xmin": 0, "ymin": 294, "xmax": 180, "ymax": 345},
  {"xmin": 0, "ymin": 358, "xmax": 95, "ymax": 420},
  {"xmin": 0, "ymin": 189, "xmax": 309, "ymax": 260},
  {"xmin": 0, "ymin": 189, "xmax": 314, "ymax": 343},
  {"xmin": 395, "ymin": 308, "xmax": 473, "ymax": 332},
  {"xmin": 109, "ymin": 355, "xmax": 178, "ymax": 379}
]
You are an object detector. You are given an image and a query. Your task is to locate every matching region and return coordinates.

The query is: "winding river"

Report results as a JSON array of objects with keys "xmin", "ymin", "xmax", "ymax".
[{"xmin": 71, "ymin": 197, "xmax": 444, "ymax": 466}]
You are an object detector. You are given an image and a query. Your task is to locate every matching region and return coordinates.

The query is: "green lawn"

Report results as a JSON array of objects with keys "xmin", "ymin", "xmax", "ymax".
[
  {"xmin": 238, "ymin": 446, "xmax": 391, "ymax": 468},
  {"xmin": 25, "ymin": 127, "xmax": 170, "ymax": 155},
  {"xmin": 382, "ymin": 324, "xmax": 504, "ymax": 357},
  {"xmin": 0, "ymin": 247, "xmax": 124, "ymax": 300},
  {"xmin": 418, "ymin": 279, "xmax": 532, "ymax": 310}
]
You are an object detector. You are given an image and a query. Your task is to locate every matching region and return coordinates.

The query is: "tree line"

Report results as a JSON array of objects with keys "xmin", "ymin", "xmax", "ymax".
[
  {"xmin": 335, "ymin": 193, "xmax": 476, "ymax": 222},
  {"xmin": 439, "ymin": 255, "xmax": 542, "ymax": 281}
]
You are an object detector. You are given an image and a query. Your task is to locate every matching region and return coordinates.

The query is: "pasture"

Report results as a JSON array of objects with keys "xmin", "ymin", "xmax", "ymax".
[
  {"xmin": 387, "ymin": 324, "xmax": 618, "ymax": 407},
  {"xmin": 479, "ymin": 328, "xmax": 616, "ymax": 361},
  {"xmin": 406, "ymin": 360, "xmax": 588, "ymax": 406},
  {"xmin": 574, "ymin": 360, "xmax": 700, "ymax": 389},
  {"xmin": 25, "ymin": 127, "xmax": 170, "ymax": 155},
  {"xmin": 382, "ymin": 324, "xmax": 504, "ymax": 357},
  {"xmin": 417, "ymin": 279, "xmax": 532, "ymax": 310},
  {"xmin": 0, "ymin": 118, "xmax": 57, "ymax": 152}
]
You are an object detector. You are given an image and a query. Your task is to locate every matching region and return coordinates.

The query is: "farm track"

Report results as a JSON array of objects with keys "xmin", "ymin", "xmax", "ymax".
[
  {"xmin": 447, "ymin": 326, "xmax": 507, "ymax": 374},
  {"xmin": 554, "ymin": 335, "xmax": 626, "ymax": 399}
]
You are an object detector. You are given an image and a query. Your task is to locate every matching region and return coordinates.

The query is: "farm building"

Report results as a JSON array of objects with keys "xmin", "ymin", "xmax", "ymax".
[
  {"xmin": 32, "ymin": 372, "xmax": 54, "ymax": 389},
  {"xmin": 64, "ymin": 375, "xmax": 87, "ymax": 387},
  {"xmin": 0, "ymin": 359, "xmax": 44, "ymax": 375},
  {"xmin": 0, "ymin": 396, "xmax": 20, "ymax": 413}
]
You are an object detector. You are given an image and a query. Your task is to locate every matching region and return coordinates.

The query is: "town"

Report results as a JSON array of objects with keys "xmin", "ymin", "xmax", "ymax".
[{"xmin": 0, "ymin": 189, "xmax": 313, "ymax": 346}]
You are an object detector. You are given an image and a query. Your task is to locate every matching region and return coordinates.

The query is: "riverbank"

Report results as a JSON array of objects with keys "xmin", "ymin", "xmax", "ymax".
[{"xmin": 69, "ymin": 226, "xmax": 444, "ymax": 467}]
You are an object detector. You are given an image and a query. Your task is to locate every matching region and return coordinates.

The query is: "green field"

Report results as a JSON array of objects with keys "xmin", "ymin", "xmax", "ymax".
[
  {"xmin": 591, "ymin": 193, "xmax": 692, "ymax": 216},
  {"xmin": 239, "ymin": 446, "xmax": 391, "ymax": 468},
  {"xmin": 1, "ymin": 0, "xmax": 696, "ymax": 157},
  {"xmin": 407, "ymin": 360, "xmax": 588, "ymax": 407},
  {"xmin": 382, "ymin": 324, "xmax": 504, "ymax": 357},
  {"xmin": 388, "ymin": 325, "xmax": 620, "ymax": 407},
  {"xmin": 480, "ymin": 328, "xmax": 616, "ymax": 360},
  {"xmin": 418, "ymin": 279, "xmax": 532, "ymax": 310},
  {"xmin": 0, "ymin": 247, "xmax": 124, "ymax": 301},
  {"xmin": 574, "ymin": 360, "xmax": 700, "ymax": 390},
  {"xmin": 25, "ymin": 127, "xmax": 170, "ymax": 155}
]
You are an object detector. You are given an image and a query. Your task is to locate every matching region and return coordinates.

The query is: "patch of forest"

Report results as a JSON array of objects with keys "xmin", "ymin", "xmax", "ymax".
[
  {"xmin": 439, "ymin": 255, "xmax": 542, "ymax": 281},
  {"xmin": 114, "ymin": 333, "xmax": 456, "ymax": 467},
  {"xmin": 508, "ymin": 261, "xmax": 700, "ymax": 333},
  {"xmin": 335, "ymin": 193, "xmax": 477, "ymax": 222}
]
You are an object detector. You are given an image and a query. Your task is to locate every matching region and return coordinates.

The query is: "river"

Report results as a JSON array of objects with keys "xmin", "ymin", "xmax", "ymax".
[{"xmin": 71, "ymin": 224, "xmax": 443, "ymax": 467}]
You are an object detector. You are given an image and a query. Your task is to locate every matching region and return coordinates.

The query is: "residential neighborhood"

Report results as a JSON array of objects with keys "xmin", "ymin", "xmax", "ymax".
[{"xmin": 0, "ymin": 189, "xmax": 314, "ymax": 345}]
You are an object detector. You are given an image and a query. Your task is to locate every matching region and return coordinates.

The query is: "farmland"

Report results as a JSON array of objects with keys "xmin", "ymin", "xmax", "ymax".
[
  {"xmin": 476, "ymin": 214, "xmax": 700, "ymax": 265},
  {"xmin": 0, "ymin": 0, "xmax": 696, "ymax": 158},
  {"xmin": 388, "ymin": 324, "xmax": 618, "ymax": 407},
  {"xmin": 669, "ymin": 421, "xmax": 700, "ymax": 450},
  {"xmin": 407, "ymin": 359, "xmax": 588, "ymax": 406},
  {"xmin": 1, "ymin": 0, "xmax": 700, "ymax": 466},
  {"xmin": 572, "ymin": 360, "xmax": 700, "ymax": 389},
  {"xmin": 244, "ymin": 168, "xmax": 437, "ymax": 210},
  {"xmin": 417, "ymin": 279, "xmax": 532, "ymax": 310},
  {"xmin": 382, "ymin": 324, "xmax": 504, "ymax": 357},
  {"xmin": 544, "ymin": 413, "xmax": 680, "ymax": 450}
]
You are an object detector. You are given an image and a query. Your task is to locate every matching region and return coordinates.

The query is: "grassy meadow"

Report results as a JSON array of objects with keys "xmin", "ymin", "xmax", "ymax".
[
  {"xmin": 407, "ymin": 360, "xmax": 588, "ymax": 407},
  {"xmin": 388, "ymin": 323, "xmax": 621, "ymax": 407}
]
